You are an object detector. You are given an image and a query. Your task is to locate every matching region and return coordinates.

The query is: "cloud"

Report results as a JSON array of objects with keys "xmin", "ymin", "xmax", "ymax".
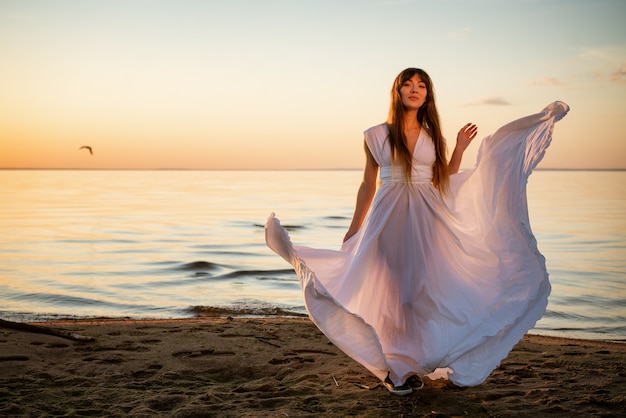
[
  {"xmin": 574, "ymin": 47, "xmax": 626, "ymax": 84},
  {"xmin": 609, "ymin": 63, "xmax": 626, "ymax": 83},
  {"xmin": 575, "ymin": 46, "xmax": 613, "ymax": 61},
  {"xmin": 584, "ymin": 64, "xmax": 626, "ymax": 84},
  {"xmin": 461, "ymin": 97, "xmax": 511, "ymax": 107},
  {"xmin": 530, "ymin": 77, "xmax": 565, "ymax": 87},
  {"xmin": 447, "ymin": 27, "xmax": 471, "ymax": 40}
]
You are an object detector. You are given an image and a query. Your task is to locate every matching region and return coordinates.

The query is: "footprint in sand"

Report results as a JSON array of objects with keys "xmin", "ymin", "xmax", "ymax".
[
  {"xmin": 46, "ymin": 342, "xmax": 70, "ymax": 349},
  {"xmin": 131, "ymin": 364, "xmax": 163, "ymax": 379},
  {"xmin": 0, "ymin": 355, "xmax": 29, "ymax": 361},
  {"xmin": 172, "ymin": 349, "xmax": 236, "ymax": 358}
]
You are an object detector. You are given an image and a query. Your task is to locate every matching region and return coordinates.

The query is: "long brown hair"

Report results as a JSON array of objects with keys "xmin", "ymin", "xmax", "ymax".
[{"xmin": 386, "ymin": 68, "xmax": 449, "ymax": 193}]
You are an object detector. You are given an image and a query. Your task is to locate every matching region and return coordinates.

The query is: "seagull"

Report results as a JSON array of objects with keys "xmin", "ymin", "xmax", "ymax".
[{"xmin": 79, "ymin": 146, "xmax": 93, "ymax": 155}]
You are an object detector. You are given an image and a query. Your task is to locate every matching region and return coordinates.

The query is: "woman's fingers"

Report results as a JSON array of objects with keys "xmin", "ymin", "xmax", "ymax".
[{"xmin": 459, "ymin": 124, "xmax": 477, "ymax": 139}]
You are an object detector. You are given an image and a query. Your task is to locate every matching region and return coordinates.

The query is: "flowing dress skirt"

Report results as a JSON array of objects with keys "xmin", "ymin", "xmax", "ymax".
[{"xmin": 265, "ymin": 101, "xmax": 569, "ymax": 387}]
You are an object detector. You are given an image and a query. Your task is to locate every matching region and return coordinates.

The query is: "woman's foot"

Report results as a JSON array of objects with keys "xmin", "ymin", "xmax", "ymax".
[
  {"xmin": 405, "ymin": 375, "xmax": 424, "ymax": 390},
  {"xmin": 383, "ymin": 374, "xmax": 413, "ymax": 396}
]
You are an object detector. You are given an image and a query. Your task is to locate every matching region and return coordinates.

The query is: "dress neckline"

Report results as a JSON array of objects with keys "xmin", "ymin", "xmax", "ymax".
[{"xmin": 408, "ymin": 128, "xmax": 423, "ymax": 157}]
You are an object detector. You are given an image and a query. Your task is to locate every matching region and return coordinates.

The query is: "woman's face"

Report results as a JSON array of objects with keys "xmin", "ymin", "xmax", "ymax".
[{"xmin": 399, "ymin": 74, "xmax": 427, "ymax": 111}]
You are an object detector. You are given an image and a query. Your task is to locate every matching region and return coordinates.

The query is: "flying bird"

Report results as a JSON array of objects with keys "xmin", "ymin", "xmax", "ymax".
[{"xmin": 79, "ymin": 146, "xmax": 93, "ymax": 155}]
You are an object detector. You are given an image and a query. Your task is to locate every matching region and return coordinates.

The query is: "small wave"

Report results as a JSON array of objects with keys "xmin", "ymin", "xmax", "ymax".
[
  {"xmin": 9, "ymin": 292, "xmax": 158, "ymax": 313},
  {"xmin": 545, "ymin": 309, "xmax": 626, "ymax": 325},
  {"xmin": 214, "ymin": 268, "xmax": 294, "ymax": 280},
  {"xmin": 253, "ymin": 222, "xmax": 306, "ymax": 231},
  {"xmin": 283, "ymin": 224, "xmax": 306, "ymax": 232},
  {"xmin": 12, "ymin": 292, "xmax": 110, "ymax": 307},
  {"xmin": 0, "ymin": 311, "xmax": 133, "ymax": 323},
  {"xmin": 176, "ymin": 261, "xmax": 223, "ymax": 271},
  {"xmin": 534, "ymin": 323, "xmax": 626, "ymax": 342},
  {"xmin": 256, "ymin": 274, "xmax": 299, "ymax": 282},
  {"xmin": 543, "ymin": 310, "xmax": 587, "ymax": 321},
  {"xmin": 188, "ymin": 304, "xmax": 307, "ymax": 318}
]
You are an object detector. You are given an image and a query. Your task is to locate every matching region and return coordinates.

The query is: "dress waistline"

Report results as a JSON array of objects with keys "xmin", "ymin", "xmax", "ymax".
[{"xmin": 380, "ymin": 166, "xmax": 432, "ymax": 184}]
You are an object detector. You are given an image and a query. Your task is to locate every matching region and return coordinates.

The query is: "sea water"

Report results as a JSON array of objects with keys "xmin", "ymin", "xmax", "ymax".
[{"xmin": 0, "ymin": 169, "xmax": 624, "ymax": 341}]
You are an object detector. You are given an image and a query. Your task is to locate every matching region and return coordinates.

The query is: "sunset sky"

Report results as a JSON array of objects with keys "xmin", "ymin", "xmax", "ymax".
[{"xmin": 1, "ymin": 0, "xmax": 625, "ymax": 170}]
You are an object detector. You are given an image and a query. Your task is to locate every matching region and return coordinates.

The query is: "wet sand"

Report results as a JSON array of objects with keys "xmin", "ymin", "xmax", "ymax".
[{"xmin": 1, "ymin": 317, "xmax": 624, "ymax": 417}]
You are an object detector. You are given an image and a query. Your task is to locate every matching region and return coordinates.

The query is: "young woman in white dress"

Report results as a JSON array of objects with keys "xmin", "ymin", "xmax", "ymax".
[{"xmin": 266, "ymin": 68, "xmax": 569, "ymax": 395}]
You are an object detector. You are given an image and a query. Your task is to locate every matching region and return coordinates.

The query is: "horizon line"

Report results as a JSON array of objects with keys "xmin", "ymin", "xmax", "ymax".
[{"xmin": 1, "ymin": 167, "xmax": 625, "ymax": 172}]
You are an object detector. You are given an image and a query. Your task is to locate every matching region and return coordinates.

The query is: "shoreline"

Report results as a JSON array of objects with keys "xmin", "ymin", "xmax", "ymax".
[
  {"xmin": 2, "ymin": 317, "xmax": 625, "ymax": 417},
  {"xmin": 8, "ymin": 313, "xmax": 625, "ymax": 343}
]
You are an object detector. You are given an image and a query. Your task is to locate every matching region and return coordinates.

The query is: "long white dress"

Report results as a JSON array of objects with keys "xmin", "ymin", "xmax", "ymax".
[{"xmin": 265, "ymin": 101, "xmax": 569, "ymax": 387}]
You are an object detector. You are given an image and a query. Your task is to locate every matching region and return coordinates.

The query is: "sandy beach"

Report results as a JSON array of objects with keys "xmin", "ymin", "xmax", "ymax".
[{"xmin": 1, "ymin": 317, "xmax": 624, "ymax": 417}]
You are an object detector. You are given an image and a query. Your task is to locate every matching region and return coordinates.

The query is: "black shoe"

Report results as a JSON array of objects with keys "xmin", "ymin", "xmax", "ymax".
[
  {"xmin": 383, "ymin": 374, "xmax": 413, "ymax": 396},
  {"xmin": 405, "ymin": 375, "xmax": 424, "ymax": 390}
]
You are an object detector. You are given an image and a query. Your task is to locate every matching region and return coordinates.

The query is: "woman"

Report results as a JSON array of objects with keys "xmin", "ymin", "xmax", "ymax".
[
  {"xmin": 266, "ymin": 68, "xmax": 569, "ymax": 395},
  {"xmin": 343, "ymin": 68, "xmax": 477, "ymax": 244}
]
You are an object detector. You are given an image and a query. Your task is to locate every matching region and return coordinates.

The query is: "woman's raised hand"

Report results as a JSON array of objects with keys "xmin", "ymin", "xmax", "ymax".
[{"xmin": 456, "ymin": 123, "xmax": 478, "ymax": 152}]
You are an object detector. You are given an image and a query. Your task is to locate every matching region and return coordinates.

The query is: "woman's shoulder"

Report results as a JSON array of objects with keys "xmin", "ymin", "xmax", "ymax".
[
  {"xmin": 363, "ymin": 123, "xmax": 388, "ymax": 163},
  {"xmin": 364, "ymin": 123, "xmax": 388, "ymax": 137}
]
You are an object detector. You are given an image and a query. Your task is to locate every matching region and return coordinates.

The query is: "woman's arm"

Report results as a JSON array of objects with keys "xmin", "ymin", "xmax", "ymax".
[
  {"xmin": 343, "ymin": 141, "xmax": 379, "ymax": 243},
  {"xmin": 448, "ymin": 123, "xmax": 478, "ymax": 175}
]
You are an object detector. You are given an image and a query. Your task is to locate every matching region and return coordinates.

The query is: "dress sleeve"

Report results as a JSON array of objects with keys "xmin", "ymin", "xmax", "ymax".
[{"xmin": 364, "ymin": 124, "xmax": 387, "ymax": 167}]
